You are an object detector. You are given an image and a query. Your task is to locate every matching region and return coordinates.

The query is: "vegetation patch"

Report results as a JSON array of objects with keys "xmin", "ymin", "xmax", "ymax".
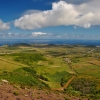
[
  {"xmin": 0, "ymin": 67, "xmax": 49, "ymax": 88},
  {"xmin": 13, "ymin": 53, "xmax": 46, "ymax": 65}
]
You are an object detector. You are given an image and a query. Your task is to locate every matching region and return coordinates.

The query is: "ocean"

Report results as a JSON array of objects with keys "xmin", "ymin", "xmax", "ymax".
[{"xmin": 0, "ymin": 39, "xmax": 100, "ymax": 46}]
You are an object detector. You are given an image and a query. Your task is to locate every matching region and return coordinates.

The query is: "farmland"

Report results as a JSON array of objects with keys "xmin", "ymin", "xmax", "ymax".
[{"xmin": 0, "ymin": 44, "xmax": 100, "ymax": 99}]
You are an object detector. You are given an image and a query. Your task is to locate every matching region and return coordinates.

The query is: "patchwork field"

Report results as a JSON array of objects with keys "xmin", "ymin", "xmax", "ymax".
[{"xmin": 0, "ymin": 44, "xmax": 100, "ymax": 99}]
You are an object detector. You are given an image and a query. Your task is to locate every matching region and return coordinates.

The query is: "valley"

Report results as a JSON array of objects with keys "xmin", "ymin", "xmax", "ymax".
[{"xmin": 0, "ymin": 44, "xmax": 100, "ymax": 100}]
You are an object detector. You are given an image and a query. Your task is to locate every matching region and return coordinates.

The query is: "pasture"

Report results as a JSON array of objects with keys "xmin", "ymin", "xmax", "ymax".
[{"xmin": 0, "ymin": 44, "xmax": 100, "ymax": 99}]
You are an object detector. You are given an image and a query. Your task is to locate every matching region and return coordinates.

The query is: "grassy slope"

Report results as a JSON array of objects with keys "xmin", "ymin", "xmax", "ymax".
[
  {"xmin": 0, "ymin": 45, "xmax": 100, "ymax": 99},
  {"xmin": 0, "ymin": 57, "xmax": 26, "ymax": 72}
]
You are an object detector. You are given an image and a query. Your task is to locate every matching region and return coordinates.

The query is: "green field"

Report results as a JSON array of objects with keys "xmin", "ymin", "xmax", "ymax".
[{"xmin": 0, "ymin": 44, "xmax": 100, "ymax": 99}]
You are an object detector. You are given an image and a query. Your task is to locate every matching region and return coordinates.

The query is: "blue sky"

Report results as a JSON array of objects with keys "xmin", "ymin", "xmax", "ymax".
[{"xmin": 0, "ymin": 0, "xmax": 100, "ymax": 39}]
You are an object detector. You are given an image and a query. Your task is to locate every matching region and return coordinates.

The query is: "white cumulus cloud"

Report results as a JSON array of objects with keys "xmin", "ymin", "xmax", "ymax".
[
  {"xmin": 0, "ymin": 19, "xmax": 10, "ymax": 31},
  {"xmin": 32, "ymin": 32, "xmax": 47, "ymax": 37},
  {"xmin": 14, "ymin": 0, "xmax": 100, "ymax": 30}
]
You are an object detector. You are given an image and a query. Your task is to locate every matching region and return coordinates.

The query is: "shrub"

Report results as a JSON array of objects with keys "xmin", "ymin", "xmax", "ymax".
[
  {"xmin": 14, "ymin": 53, "xmax": 46, "ymax": 65},
  {"xmin": 13, "ymin": 91, "xmax": 19, "ymax": 96}
]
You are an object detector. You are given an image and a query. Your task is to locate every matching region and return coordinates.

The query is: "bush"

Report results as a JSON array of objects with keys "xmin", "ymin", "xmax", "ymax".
[
  {"xmin": 14, "ymin": 53, "xmax": 46, "ymax": 65},
  {"xmin": 64, "ymin": 97, "xmax": 70, "ymax": 100},
  {"xmin": 70, "ymin": 77, "xmax": 97, "ymax": 96},
  {"xmin": 39, "ymin": 74, "xmax": 49, "ymax": 81},
  {"xmin": 13, "ymin": 91, "xmax": 19, "ymax": 96},
  {"xmin": 60, "ymin": 74, "xmax": 72, "ymax": 86}
]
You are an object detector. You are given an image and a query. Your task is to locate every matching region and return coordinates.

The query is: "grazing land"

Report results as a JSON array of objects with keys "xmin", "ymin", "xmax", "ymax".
[{"xmin": 0, "ymin": 44, "xmax": 100, "ymax": 100}]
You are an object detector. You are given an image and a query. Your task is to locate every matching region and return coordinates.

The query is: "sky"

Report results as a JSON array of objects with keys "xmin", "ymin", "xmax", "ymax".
[{"xmin": 0, "ymin": 0, "xmax": 100, "ymax": 39}]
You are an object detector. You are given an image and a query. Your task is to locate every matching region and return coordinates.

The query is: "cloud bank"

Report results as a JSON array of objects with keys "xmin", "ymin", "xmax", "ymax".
[
  {"xmin": 0, "ymin": 32, "xmax": 99, "ymax": 39},
  {"xmin": 32, "ymin": 32, "xmax": 47, "ymax": 37},
  {"xmin": 0, "ymin": 19, "xmax": 10, "ymax": 31},
  {"xmin": 14, "ymin": 0, "xmax": 100, "ymax": 30}
]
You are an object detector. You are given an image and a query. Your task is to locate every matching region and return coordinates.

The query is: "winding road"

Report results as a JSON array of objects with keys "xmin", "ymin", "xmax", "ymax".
[{"xmin": 52, "ymin": 76, "xmax": 76, "ymax": 91}]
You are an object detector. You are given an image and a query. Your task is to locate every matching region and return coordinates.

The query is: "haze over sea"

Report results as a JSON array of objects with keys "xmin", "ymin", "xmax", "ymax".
[{"xmin": 0, "ymin": 39, "xmax": 100, "ymax": 46}]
